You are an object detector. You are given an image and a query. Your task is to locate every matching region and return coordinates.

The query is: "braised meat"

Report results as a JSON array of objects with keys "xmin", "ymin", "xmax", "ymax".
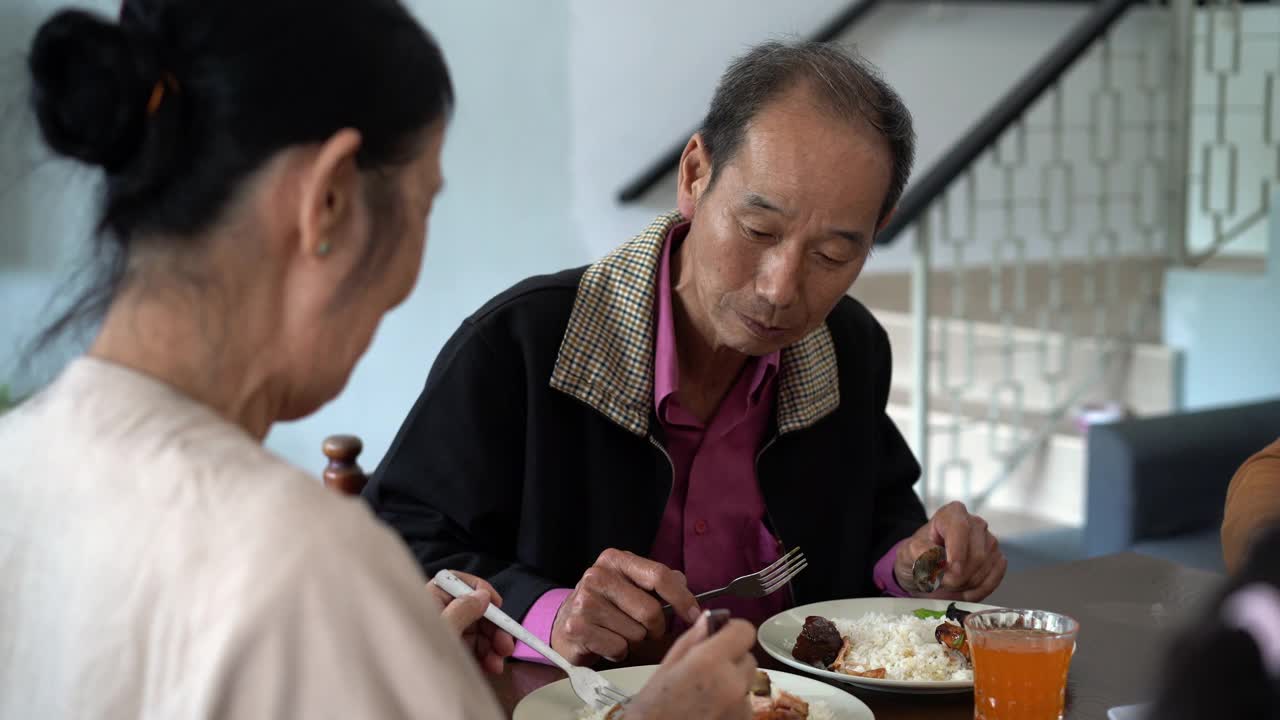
[
  {"xmin": 750, "ymin": 689, "xmax": 809, "ymax": 719},
  {"xmin": 791, "ymin": 615, "xmax": 842, "ymax": 667}
]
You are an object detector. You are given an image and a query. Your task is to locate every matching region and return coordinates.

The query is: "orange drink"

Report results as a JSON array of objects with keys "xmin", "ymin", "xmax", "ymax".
[{"xmin": 965, "ymin": 609, "xmax": 1079, "ymax": 720}]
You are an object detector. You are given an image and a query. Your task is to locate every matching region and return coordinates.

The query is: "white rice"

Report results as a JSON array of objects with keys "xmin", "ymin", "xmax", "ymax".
[
  {"xmin": 829, "ymin": 612, "xmax": 973, "ymax": 682},
  {"xmin": 573, "ymin": 688, "xmax": 835, "ymax": 719}
]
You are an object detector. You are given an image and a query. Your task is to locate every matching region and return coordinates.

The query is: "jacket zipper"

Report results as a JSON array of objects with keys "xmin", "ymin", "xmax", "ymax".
[
  {"xmin": 652, "ymin": 432, "xmax": 797, "ymax": 609},
  {"xmin": 648, "ymin": 434, "xmax": 676, "ymax": 524},
  {"xmin": 756, "ymin": 434, "xmax": 797, "ymax": 608}
]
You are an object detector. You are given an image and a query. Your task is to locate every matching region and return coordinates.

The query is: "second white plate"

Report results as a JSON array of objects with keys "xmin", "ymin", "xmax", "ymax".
[{"xmin": 512, "ymin": 665, "xmax": 875, "ymax": 719}]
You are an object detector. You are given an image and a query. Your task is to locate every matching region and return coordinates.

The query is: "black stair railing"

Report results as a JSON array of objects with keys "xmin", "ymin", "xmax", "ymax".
[{"xmin": 615, "ymin": 0, "xmax": 1145, "ymax": 247}]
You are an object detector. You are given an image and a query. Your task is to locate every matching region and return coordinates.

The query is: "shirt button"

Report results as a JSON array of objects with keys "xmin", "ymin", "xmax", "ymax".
[{"xmin": 694, "ymin": 520, "xmax": 708, "ymax": 535}]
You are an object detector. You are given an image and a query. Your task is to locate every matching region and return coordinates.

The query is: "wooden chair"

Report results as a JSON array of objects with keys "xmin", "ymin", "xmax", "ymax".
[{"xmin": 322, "ymin": 434, "xmax": 368, "ymax": 495}]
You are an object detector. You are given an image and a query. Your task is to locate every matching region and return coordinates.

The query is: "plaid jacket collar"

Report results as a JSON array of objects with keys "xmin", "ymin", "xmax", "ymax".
[{"xmin": 550, "ymin": 211, "xmax": 841, "ymax": 437}]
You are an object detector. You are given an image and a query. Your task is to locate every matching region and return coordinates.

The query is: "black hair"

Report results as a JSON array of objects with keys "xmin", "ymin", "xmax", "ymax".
[
  {"xmin": 1149, "ymin": 523, "xmax": 1280, "ymax": 719},
  {"xmin": 26, "ymin": 0, "xmax": 453, "ymax": 350},
  {"xmin": 700, "ymin": 41, "xmax": 915, "ymax": 227}
]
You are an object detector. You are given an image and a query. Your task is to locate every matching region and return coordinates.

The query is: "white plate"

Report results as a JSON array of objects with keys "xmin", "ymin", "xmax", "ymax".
[
  {"xmin": 513, "ymin": 665, "xmax": 875, "ymax": 719},
  {"xmin": 759, "ymin": 597, "xmax": 999, "ymax": 695}
]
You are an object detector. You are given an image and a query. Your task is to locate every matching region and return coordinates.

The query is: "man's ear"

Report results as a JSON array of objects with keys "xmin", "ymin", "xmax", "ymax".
[{"xmin": 676, "ymin": 133, "xmax": 713, "ymax": 219}]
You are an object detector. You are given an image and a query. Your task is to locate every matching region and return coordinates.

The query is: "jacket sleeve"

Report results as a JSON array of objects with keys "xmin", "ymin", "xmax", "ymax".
[
  {"xmin": 866, "ymin": 321, "xmax": 929, "ymax": 574},
  {"xmin": 362, "ymin": 317, "xmax": 560, "ymax": 622}
]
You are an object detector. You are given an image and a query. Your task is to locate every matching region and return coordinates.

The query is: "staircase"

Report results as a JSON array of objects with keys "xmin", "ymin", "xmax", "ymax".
[
  {"xmin": 853, "ymin": 0, "xmax": 1278, "ymax": 548},
  {"xmin": 857, "ymin": 264, "xmax": 1180, "ymax": 530}
]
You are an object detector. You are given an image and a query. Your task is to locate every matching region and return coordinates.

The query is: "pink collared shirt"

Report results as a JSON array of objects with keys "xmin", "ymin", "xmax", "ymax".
[
  {"xmin": 645, "ymin": 222, "xmax": 788, "ymax": 630},
  {"xmin": 513, "ymin": 223, "xmax": 906, "ymax": 663}
]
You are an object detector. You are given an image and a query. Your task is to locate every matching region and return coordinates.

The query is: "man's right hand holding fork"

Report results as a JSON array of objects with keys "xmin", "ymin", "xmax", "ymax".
[{"xmin": 549, "ymin": 549, "xmax": 758, "ymax": 719}]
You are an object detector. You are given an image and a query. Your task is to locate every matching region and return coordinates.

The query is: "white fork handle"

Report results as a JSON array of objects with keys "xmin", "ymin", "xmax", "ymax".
[{"xmin": 432, "ymin": 569, "xmax": 575, "ymax": 675}]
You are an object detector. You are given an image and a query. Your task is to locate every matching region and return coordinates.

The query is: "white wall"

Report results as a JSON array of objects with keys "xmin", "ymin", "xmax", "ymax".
[
  {"xmin": 267, "ymin": 0, "xmax": 582, "ymax": 469},
  {"xmin": 0, "ymin": 0, "xmax": 584, "ymax": 473},
  {"xmin": 567, "ymin": 2, "xmax": 1105, "ymax": 272},
  {"xmin": 566, "ymin": 0, "xmax": 851, "ymax": 256},
  {"xmin": 0, "ymin": 0, "xmax": 113, "ymax": 395},
  {"xmin": 1165, "ymin": 192, "xmax": 1280, "ymax": 410}
]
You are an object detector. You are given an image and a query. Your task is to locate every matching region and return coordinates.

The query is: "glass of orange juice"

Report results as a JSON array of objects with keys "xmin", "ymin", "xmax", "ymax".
[{"xmin": 964, "ymin": 608, "xmax": 1079, "ymax": 720}]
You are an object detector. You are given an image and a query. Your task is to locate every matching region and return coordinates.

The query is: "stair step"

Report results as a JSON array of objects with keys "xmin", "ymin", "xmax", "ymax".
[
  {"xmin": 887, "ymin": 385, "xmax": 1084, "ymax": 437},
  {"xmin": 888, "ymin": 402, "xmax": 1086, "ymax": 528},
  {"xmin": 875, "ymin": 309, "xmax": 1179, "ymax": 419},
  {"xmin": 850, "ymin": 255, "xmax": 1168, "ymax": 345}
]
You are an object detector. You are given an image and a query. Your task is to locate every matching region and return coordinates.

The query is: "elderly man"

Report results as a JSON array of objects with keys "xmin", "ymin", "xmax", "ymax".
[{"xmin": 365, "ymin": 41, "xmax": 1006, "ymax": 666}]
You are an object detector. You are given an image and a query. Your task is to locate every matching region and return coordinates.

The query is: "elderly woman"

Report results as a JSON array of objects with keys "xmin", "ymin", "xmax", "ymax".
[{"xmin": 0, "ymin": 1, "xmax": 755, "ymax": 718}]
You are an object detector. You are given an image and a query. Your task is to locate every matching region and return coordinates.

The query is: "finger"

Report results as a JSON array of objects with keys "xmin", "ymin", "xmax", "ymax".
[
  {"xmin": 646, "ymin": 567, "xmax": 698, "ymax": 626},
  {"xmin": 967, "ymin": 515, "xmax": 988, "ymax": 566},
  {"xmin": 440, "ymin": 589, "xmax": 491, "ymax": 635},
  {"xmin": 437, "ymin": 570, "xmax": 504, "ymax": 609},
  {"xmin": 687, "ymin": 619, "xmax": 756, "ymax": 665},
  {"xmin": 733, "ymin": 651, "xmax": 758, "ymax": 683},
  {"xmin": 662, "ymin": 609, "xmax": 712, "ymax": 665},
  {"xmin": 473, "ymin": 634, "xmax": 505, "ymax": 676},
  {"xmin": 474, "ymin": 632, "xmax": 492, "ymax": 662},
  {"xmin": 578, "ymin": 589, "xmax": 650, "ymax": 645},
  {"xmin": 973, "ymin": 531, "xmax": 999, "ymax": 582},
  {"xmin": 717, "ymin": 653, "xmax": 759, "ymax": 720},
  {"xmin": 473, "ymin": 633, "xmax": 504, "ymax": 676},
  {"xmin": 937, "ymin": 505, "xmax": 971, "ymax": 578},
  {"xmin": 961, "ymin": 553, "xmax": 1005, "ymax": 602},
  {"xmin": 929, "ymin": 501, "xmax": 965, "ymax": 545},
  {"xmin": 908, "ymin": 534, "xmax": 937, "ymax": 568},
  {"xmin": 597, "ymin": 575, "xmax": 670, "ymax": 640},
  {"xmin": 425, "ymin": 582, "xmax": 451, "ymax": 612},
  {"xmin": 485, "ymin": 622, "xmax": 517, "ymax": 658},
  {"xmin": 932, "ymin": 542, "xmax": 997, "ymax": 600},
  {"xmin": 950, "ymin": 518, "xmax": 988, "ymax": 589},
  {"xmin": 964, "ymin": 552, "xmax": 1007, "ymax": 602},
  {"xmin": 574, "ymin": 621, "xmax": 631, "ymax": 662},
  {"xmin": 483, "ymin": 652, "xmax": 505, "ymax": 676},
  {"xmin": 598, "ymin": 549, "xmax": 700, "ymax": 625},
  {"xmin": 928, "ymin": 520, "xmax": 947, "ymax": 547},
  {"xmin": 455, "ymin": 572, "xmax": 504, "ymax": 609}
]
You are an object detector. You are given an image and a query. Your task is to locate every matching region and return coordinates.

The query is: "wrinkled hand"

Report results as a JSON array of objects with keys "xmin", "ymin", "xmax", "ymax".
[
  {"xmin": 625, "ymin": 612, "xmax": 757, "ymax": 720},
  {"xmin": 895, "ymin": 501, "xmax": 1006, "ymax": 601},
  {"xmin": 552, "ymin": 549, "xmax": 701, "ymax": 666},
  {"xmin": 427, "ymin": 570, "xmax": 516, "ymax": 675}
]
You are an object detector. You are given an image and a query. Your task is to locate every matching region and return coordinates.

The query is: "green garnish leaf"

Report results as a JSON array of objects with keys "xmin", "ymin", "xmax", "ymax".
[{"xmin": 913, "ymin": 608, "xmax": 945, "ymax": 619}]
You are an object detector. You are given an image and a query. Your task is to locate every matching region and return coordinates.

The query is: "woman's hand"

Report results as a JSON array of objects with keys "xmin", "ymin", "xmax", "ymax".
[
  {"xmin": 427, "ymin": 570, "xmax": 516, "ymax": 675},
  {"xmin": 624, "ymin": 612, "xmax": 757, "ymax": 720}
]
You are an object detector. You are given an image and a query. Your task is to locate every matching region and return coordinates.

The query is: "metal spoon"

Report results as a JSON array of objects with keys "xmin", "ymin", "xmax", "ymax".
[{"xmin": 912, "ymin": 545, "xmax": 947, "ymax": 593}]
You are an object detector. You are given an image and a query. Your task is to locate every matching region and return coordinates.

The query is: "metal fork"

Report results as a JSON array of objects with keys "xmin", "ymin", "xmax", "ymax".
[
  {"xmin": 432, "ymin": 570, "xmax": 630, "ymax": 710},
  {"xmin": 661, "ymin": 547, "xmax": 808, "ymax": 611}
]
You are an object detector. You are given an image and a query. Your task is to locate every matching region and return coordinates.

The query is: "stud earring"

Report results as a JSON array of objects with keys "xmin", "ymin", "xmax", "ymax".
[{"xmin": 316, "ymin": 241, "xmax": 332, "ymax": 257}]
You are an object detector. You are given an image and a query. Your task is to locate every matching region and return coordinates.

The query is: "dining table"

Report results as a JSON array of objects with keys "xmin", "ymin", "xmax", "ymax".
[{"xmin": 487, "ymin": 551, "xmax": 1224, "ymax": 719}]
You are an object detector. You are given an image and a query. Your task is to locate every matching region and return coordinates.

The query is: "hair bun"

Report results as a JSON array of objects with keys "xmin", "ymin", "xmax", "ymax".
[{"xmin": 28, "ymin": 9, "xmax": 158, "ymax": 173}]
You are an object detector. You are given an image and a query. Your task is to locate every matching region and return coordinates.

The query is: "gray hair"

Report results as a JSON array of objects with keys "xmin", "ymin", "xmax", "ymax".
[{"xmin": 700, "ymin": 41, "xmax": 916, "ymax": 226}]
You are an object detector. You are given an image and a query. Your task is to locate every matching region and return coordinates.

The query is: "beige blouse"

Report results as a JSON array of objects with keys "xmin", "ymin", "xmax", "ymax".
[{"xmin": 0, "ymin": 357, "xmax": 503, "ymax": 719}]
